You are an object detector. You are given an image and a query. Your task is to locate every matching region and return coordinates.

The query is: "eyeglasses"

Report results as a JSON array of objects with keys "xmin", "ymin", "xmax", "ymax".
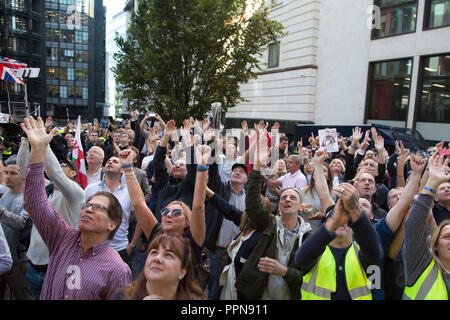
[
  {"xmin": 80, "ymin": 202, "xmax": 108, "ymax": 213},
  {"xmin": 160, "ymin": 208, "xmax": 183, "ymax": 218}
]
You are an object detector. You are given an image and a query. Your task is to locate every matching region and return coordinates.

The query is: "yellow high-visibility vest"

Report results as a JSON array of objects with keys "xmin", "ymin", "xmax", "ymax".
[
  {"xmin": 403, "ymin": 259, "xmax": 448, "ymax": 300},
  {"xmin": 301, "ymin": 242, "xmax": 372, "ymax": 300}
]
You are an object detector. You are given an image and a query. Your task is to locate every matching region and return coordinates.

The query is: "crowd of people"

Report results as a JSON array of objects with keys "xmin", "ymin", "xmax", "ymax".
[{"xmin": 0, "ymin": 111, "xmax": 448, "ymax": 301}]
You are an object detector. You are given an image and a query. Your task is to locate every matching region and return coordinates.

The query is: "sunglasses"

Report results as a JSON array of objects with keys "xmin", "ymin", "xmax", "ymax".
[
  {"xmin": 160, "ymin": 208, "xmax": 183, "ymax": 218},
  {"xmin": 80, "ymin": 202, "xmax": 108, "ymax": 213}
]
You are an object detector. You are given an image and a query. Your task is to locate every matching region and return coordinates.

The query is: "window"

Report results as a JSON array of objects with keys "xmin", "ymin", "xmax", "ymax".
[
  {"xmin": 47, "ymin": 85, "xmax": 59, "ymax": 98},
  {"xmin": 372, "ymin": 0, "xmax": 417, "ymax": 39},
  {"xmin": 60, "ymin": 86, "xmax": 68, "ymax": 98},
  {"xmin": 61, "ymin": 29, "xmax": 74, "ymax": 43},
  {"xmin": 75, "ymin": 69, "xmax": 88, "ymax": 81},
  {"xmin": 82, "ymin": 87, "xmax": 88, "ymax": 99},
  {"xmin": 68, "ymin": 86, "xmax": 75, "ymax": 99},
  {"xmin": 416, "ymin": 54, "xmax": 450, "ymax": 123},
  {"xmin": 8, "ymin": 37, "xmax": 27, "ymax": 52},
  {"xmin": 68, "ymin": 68, "xmax": 75, "ymax": 80},
  {"xmin": 60, "ymin": 67, "xmax": 68, "ymax": 80},
  {"xmin": 366, "ymin": 58, "xmax": 413, "ymax": 121},
  {"xmin": 60, "ymin": 49, "xmax": 74, "ymax": 62},
  {"xmin": 268, "ymin": 43, "xmax": 280, "ymax": 68},
  {"xmin": 46, "ymin": 66, "xmax": 59, "ymax": 79},
  {"xmin": 424, "ymin": 0, "xmax": 450, "ymax": 29},
  {"xmin": 75, "ymin": 50, "xmax": 88, "ymax": 63}
]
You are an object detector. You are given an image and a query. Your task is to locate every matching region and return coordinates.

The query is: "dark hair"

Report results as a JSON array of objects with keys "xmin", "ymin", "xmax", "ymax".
[
  {"xmin": 86, "ymin": 191, "xmax": 123, "ymax": 240},
  {"xmin": 280, "ymin": 135, "xmax": 289, "ymax": 142},
  {"xmin": 129, "ymin": 146, "xmax": 140, "ymax": 165},
  {"xmin": 121, "ymin": 234, "xmax": 205, "ymax": 300},
  {"xmin": 59, "ymin": 159, "xmax": 78, "ymax": 179}
]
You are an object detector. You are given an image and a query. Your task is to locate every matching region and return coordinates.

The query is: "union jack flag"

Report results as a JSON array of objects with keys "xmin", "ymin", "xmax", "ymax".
[
  {"xmin": 0, "ymin": 56, "xmax": 27, "ymax": 84},
  {"xmin": 0, "ymin": 64, "xmax": 24, "ymax": 84},
  {"xmin": 0, "ymin": 56, "xmax": 27, "ymax": 70}
]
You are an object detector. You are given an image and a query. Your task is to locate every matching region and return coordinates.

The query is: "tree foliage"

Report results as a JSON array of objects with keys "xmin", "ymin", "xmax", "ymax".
[{"xmin": 113, "ymin": 0, "xmax": 284, "ymax": 124}]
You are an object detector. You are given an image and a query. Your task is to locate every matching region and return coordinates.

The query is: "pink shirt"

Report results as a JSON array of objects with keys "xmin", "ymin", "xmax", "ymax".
[
  {"xmin": 277, "ymin": 169, "xmax": 308, "ymax": 190},
  {"xmin": 24, "ymin": 162, "xmax": 131, "ymax": 300}
]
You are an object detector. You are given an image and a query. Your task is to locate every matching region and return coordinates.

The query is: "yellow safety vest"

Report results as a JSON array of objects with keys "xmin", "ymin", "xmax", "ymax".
[
  {"xmin": 301, "ymin": 242, "xmax": 372, "ymax": 300},
  {"xmin": 403, "ymin": 260, "xmax": 448, "ymax": 300}
]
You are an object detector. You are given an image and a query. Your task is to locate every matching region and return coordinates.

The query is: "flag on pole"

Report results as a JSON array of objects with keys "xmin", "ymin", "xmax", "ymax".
[
  {"xmin": 0, "ymin": 56, "xmax": 27, "ymax": 70},
  {"xmin": 0, "ymin": 56, "xmax": 27, "ymax": 84},
  {"xmin": 72, "ymin": 115, "xmax": 88, "ymax": 189},
  {"xmin": 0, "ymin": 64, "xmax": 25, "ymax": 84}
]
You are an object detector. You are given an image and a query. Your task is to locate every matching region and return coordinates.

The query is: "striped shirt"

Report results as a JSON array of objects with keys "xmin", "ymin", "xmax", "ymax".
[{"xmin": 24, "ymin": 162, "xmax": 131, "ymax": 300}]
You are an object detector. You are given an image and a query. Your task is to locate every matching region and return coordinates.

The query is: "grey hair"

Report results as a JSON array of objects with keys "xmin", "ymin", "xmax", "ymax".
[{"xmin": 288, "ymin": 155, "xmax": 302, "ymax": 165}]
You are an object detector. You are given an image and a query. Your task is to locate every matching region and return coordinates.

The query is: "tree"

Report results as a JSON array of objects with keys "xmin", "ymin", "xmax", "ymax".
[{"xmin": 113, "ymin": 0, "xmax": 284, "ymax": 124}]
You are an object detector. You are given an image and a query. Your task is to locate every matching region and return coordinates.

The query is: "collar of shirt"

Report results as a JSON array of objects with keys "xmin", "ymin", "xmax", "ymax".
[
  {"xmin": 99, "ymin": 178, "xmax": 127, "ymax": 190},
  {"xmin": 76, "ymin": 234, "xmax": 111, "ymax": 258}
]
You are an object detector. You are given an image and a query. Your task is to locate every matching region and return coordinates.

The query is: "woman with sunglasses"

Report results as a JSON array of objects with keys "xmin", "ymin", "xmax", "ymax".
[{"xmin": 118, "ymin": 144, "xmax": 208, "ymax": 275}]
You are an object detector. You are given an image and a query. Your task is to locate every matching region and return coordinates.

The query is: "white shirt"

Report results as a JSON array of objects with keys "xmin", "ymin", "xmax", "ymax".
[
  {"xmin": 87, "ymin": 167, "xmax": 103, "ymax": 186},
  {"xmin": 277, "ymin": 169, "xmax": 308, "ymax": 189}
]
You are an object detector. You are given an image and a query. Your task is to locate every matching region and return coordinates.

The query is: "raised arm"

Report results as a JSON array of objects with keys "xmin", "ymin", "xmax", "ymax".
[
  {"xmin": 119, "ymin": 149, "xmax": 158, "ymax": 239},
  {"xmin": 385, "ymin": 155, "xmax": 424, "ymax": 252},
  {"xmin": 189, "ymin": 144, "xmax": 209, "ymax": 247},
  {"xmin": 20, "ymin": 116, "xmax": 73, "ymax": 250},
  {"xmin": 313, "ymin": 149, "xmax": 335, "ymax": 213},
  {"xmin": 403, "ymin": 153, "xmax": 449, "ymax": 286}
]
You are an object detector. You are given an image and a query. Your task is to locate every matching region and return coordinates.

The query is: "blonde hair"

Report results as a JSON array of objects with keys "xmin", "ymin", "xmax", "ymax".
[
  {"xmin": 429, "ymin": 219, "xmax": 450, "ymax": 273},
  {"xmin": 165, "ymin": 200, "xmax": 192, "ymax": 227},
  {"xmin": 330, "ymin": 158, "xmax": 345, "ymax": 173}
]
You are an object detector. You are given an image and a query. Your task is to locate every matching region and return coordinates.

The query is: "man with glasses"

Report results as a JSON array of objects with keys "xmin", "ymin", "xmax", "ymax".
[
  {"xmin": 17, "ymin": 136, "xmax": 85, "ymax": 300},
  {"xmin": 85, "ymin": 156, "xmax": 133, "ymax": 264},
  {"xmin": 21, "ymin": 116, "xmax": 131, "ymax": 300},
  {"xmin": 86, "ymin": 146, "xmax": 105, "ymax": 186}
]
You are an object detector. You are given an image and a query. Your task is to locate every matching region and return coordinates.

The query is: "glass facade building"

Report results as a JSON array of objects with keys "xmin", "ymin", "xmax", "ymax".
[
  {"xmin": 0, "ymin": 0, "xmax": 105, "ymax": 123},
  {"xmin": 44, "ymin": 0, "xmax": 105, "ymax": 122}
]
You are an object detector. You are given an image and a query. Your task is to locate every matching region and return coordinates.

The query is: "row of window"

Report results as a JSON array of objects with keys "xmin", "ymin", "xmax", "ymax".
[
  {"xmin": 45, "ymin": 9, "xmax": 89, "ymax": 27},
  {"xmin": 367, "ymin": 53, "xmax": 449, "ymax": 124},
  {"xmin": 46, "ymin": 67, "xmax": 88, "ymax": 81},
  {"xmin": 373, "ymin": 0, "xmax": 450, "ymax": 39},
  {"xmin": 46, "ymin": 28, "xmax": 88, "ymax": 43},
  {"xmin": 47, "ymin": 85, "xmax": 88, "ymax": 99},
  {"xmin": 46, "ymin": 47, "xmax": 88, "ymax": 63}
]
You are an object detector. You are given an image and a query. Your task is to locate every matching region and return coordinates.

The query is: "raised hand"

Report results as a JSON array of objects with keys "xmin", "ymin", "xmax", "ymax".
[
  {"xmin": 426, "ymin": 153, "xmax": 449, "ymax": 188},
  {"xmin": 164, "ymin": 120, "xmax": 176, "ymax": 137},
  {"xmin": 333, "ymin": 183, "xmax": 360, "ymax": 221},
  {"xmin": 21, "ymin": 116, "xmax": 57, "ymax": 149},
  {"xmin": 325, "ymin": 199, "xmax": 350, "ymax": 233},
  {"xmin": 409, "ymin": 154, "xmax": 426, "ymax": 175},
  {"xmin": 118, "ymin": 149, "xmax": 135, "ymax": 167},
  {"xmin": 351, "ymin": 127, "xmax": 362, "ymax": 145},
  {"xmin": 195, "ymin": 144, "xmax": 211, "ymax": 166},
  {"xmin": 374, "ymin": 135, "xmax": 385, "ymax": 151},
  {"xmin": 313, "ymin": 148, "xmax": 327, "ymax": 167}
]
